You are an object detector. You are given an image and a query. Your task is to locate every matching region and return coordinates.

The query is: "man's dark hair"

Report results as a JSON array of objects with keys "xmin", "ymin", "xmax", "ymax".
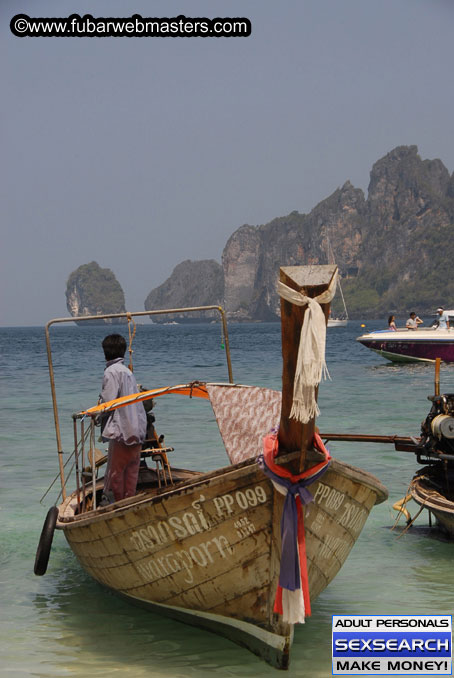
[{"xmin": 102, "ymin": 334, "xmax": 126, "ymax": 361}]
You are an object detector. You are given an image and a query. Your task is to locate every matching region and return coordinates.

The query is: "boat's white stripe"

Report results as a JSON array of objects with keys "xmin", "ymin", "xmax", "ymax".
[
  {"xmin": 358, "ymin": 330, "xmax": 454, "ymax": 342},
  {"xmin": 369, "ymin": 348, "xmax": 433, "ymax": 363},
  {"xmin": 127, "ymin": 594, "xmax": 294, "ymax": 651}
]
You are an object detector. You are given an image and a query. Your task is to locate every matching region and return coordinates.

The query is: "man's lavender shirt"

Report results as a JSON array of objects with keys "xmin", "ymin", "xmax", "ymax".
[{"xmin": 101, "ymin": 358, "xmax": 147, "ymax": 445}]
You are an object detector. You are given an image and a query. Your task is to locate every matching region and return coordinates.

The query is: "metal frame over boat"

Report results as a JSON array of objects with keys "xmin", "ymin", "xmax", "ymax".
[{"xmin": 37, "ymin": 266, "xmax": 387, "ymax": 669}]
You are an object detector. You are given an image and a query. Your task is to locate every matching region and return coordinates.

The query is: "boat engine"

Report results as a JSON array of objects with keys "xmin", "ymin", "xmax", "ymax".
[{"xmin": 418, "ymin": 394, "xmax": 454, "ymax": 460}]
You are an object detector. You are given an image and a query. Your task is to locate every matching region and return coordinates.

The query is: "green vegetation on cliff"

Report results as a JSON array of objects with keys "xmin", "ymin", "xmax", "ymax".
[{"xmin": 66, "ymin": 262, "xmax": 126, "ymax": 319}]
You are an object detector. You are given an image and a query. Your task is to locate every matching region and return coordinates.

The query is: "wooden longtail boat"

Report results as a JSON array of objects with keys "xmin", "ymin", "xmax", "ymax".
[
  {"xmin": 323, "ymin": 360, "xmax": 454, "ymax": 540},
  {"xmin": 410, "ymin": 469, "xmax": 454, "ymax": 537},
  {"xmin": 37, "ymin": 265, "xmax": 387, "ymax": 669},
  {"xmin": 405, "ymin": 360, "xmax": 454, "ymax": 537}
]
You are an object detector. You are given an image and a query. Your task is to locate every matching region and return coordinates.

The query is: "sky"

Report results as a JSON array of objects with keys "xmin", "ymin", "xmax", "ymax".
[{"xmin": 2, "ymin": 0, "xmax": 454, "ymax": 326}]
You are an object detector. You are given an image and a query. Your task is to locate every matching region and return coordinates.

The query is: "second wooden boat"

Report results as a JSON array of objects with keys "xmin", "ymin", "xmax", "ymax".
[{"xmin": 323, "ymin": 360, "xmax": 454, "ymax": 540}]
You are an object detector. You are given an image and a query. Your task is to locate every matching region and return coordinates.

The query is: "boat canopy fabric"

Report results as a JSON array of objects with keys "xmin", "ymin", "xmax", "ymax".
[
  {"xmin": 78, "ymin": 382, "xmax": 209, "ymax": 417},
  {"xmin": 206, "ymin": 384, "xmax": 282, "ymax": 465},
  {"xmin": 78, "ymin": 381, "xmax": 283, "ymax": 466}
]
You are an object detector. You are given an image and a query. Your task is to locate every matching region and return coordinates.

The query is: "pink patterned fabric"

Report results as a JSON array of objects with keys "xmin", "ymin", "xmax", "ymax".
[{"xmin": 206, "ymin": 384, "xmax": 282, "ymax": 464}]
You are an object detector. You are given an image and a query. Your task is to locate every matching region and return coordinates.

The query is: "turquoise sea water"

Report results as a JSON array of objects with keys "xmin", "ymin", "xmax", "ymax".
[{"xmin": 1, "ymin": 321, "xmax": 453, "ymax": 678}]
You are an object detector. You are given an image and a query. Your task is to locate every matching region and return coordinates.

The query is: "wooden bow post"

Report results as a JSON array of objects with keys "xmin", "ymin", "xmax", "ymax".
[{"xmin": 277, "ymin": 264, "xmax": 337, "ymax": 474}]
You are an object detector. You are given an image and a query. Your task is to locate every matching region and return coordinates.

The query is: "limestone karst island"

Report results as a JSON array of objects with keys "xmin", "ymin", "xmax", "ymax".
[{"xmin": 66, "ymin": 146, "xmax": 454, "ymax": 322}]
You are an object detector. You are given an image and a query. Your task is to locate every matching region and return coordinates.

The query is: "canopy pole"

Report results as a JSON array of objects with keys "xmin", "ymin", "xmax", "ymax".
[
  {"xmin": 434, "ymin": 357, "xmax": 441, "ymax": 396},
  {"xmin": 45, "ymin": 322, "xmax": 66, "ymax": 500},
  {"xmin": 218, "ymin": 306, "xmax": 233, "ymax": 383}
]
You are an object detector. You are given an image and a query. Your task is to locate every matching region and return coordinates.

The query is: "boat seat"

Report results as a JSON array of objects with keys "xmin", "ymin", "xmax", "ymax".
[
  {"xmin": 141, "ymin": 446, "xmax": 174, "ymax": 487},
  {"xmin": 140, "ymin": 418, "xmax": 174, "ymax": 488},
  {"xmin": 82, "ymin": 447, "xmax": 108, "ymax": 479}
]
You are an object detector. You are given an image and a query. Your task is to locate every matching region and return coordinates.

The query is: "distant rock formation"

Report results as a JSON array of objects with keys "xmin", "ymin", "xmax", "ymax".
[
  {"xmin": 66, "ymin": 261, "xmax": 126, "ymax": 324},
  {"xmin": 222, "ymin": 181, "xmax": 365, "ymax": 320},
  {"xmin": 144, "ymin": 259, "xmax": 224, "ymax": 322},
  {"xmin": 353, "ymin": 145, "xmax": 454, "ymax": 315},
  {"xmin": 143, "ymin": 145, "xmax": 454, "ymax": 320}
]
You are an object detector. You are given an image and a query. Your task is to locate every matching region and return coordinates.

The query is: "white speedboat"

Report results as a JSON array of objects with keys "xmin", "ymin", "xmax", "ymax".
[{"xmin": 357, "ymin": 321, "xmax": 454, "ymax": 363}]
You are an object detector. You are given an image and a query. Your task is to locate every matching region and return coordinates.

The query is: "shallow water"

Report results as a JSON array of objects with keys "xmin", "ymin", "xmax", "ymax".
[{"xmin": 1, "ymin": 321, "xmax": 453, "ymax": 677}]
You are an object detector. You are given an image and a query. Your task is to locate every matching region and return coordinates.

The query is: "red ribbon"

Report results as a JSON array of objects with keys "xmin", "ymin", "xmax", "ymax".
[
  {"xmin": 263, "ymin": 432, "xmax": 331, "ymax": 482},
  {"xmin": 264, "ymin": 432, "xmax": 331, "ymax": 619}
]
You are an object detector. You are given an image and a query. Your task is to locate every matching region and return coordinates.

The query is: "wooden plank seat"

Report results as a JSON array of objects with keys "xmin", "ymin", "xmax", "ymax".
[
  {"xmin": 141, "ymin": 446, "xmax": 174, "ymax": 487},
  {"xmin": 82, "ymin": 447, "xmax": 108, "ymax": 478}
]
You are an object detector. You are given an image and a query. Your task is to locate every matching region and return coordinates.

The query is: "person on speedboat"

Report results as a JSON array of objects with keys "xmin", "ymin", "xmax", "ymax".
[
  {"xmin": 406, "ymin": 312, "xmax": 423, "ymax": 330},
  {"xmin": 434, "ymin": 307, "xmax": 450, "ymax": 330},
  {"xmin": 388, "ymin": 315, "xmax": 397, "ymax": 331}
]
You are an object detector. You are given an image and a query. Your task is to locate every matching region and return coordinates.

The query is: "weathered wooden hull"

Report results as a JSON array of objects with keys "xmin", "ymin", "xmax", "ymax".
[
  {"xmin": 57, "ymin": 456, "xmax": 387, "ymax": 669},
  {"xmin": 410, "ymin": 472, "xmax": 454, "ymax": 538}
]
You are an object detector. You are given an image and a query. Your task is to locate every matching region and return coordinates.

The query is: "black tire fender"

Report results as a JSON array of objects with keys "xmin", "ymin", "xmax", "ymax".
[{"xmin": 34, "ymin": 506, "xmax": 58, "ymax": 576}]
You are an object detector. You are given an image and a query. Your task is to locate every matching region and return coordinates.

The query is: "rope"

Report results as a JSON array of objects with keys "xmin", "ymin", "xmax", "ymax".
[
  {"xmin": 397, "ymin": 504, "xmax": 426, "ymax": 538},
  {"xmin": 277, "ymin": 270, "xmax": 338, "ymax": 423},
  {"xmin": 40, "ymin": 454, "xmax": 77, "ymax": 506},
  {"xmin": 391, "ymin": 477, "xmax": 428, "ymax": 537},
  {"xmin": 39, "ymin": 424, "xmax": 91, "ymax": 504},
  {"xmin": 127, "ymin": 312, "xmax": 136, "ymax": 372},
  {"xmin": 391, "ymin": 484, "xmax": 413, "ymax": 529}
]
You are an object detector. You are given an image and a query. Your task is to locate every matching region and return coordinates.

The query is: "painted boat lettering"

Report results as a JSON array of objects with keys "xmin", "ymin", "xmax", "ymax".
[
  {"xmin": 130, "ymin": 485, "xmax": 267, "ymax": 553},
  {"xmin": 213, "ymin": 485, "xmax": 267, "ymax": 517},
  {"xmin": 312, "ymin": 482, "xmax": 346, "ymax": 511},
  {"xmin": 310, "ymin": 511, "xmax": 326, "ymax": 533},
  {"xmin": 136, "ymin": 535, "xmax": 234, "ymax": 584},
  {"xmin": 131, "ymin": 494, "xmax": 209, "ymax": 552},
  {"xmin": 339, "ymin": 502, "xmax": 368, "ymax": 533},
  {"xmin": 234, "ymin": 515, "xmax": 256, "ymax": 538},
  {"xmin": 319, "ymin": 534, "xmax": 351, "ymax": 561}
]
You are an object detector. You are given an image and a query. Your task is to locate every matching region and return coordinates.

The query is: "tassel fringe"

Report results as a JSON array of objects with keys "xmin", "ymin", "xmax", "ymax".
[{"xmin": 278, "ymin": 275, "xmax": 337, "ymax": 423}]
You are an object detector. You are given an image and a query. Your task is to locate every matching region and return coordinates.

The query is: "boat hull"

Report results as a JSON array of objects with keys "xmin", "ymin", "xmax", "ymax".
[
  {"xmin": 57, "ymin": 457, "xmax": 387, "ymax": 668},
  {"xmin": 356, "ymin": 329, "xmax": 454, "ymax": 363},
  {"xmin": 410, "ymin": 472, "xmax": 454, "ymax": 538},
  {"xmin": 327, "ymin": 319, "xmax": 348, "ymax": 328}
]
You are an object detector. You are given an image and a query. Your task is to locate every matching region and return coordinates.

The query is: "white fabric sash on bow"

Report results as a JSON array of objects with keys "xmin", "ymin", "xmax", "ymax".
[{"xmin": 278, "ymin": 271, "xmax": 337, "ymax": 423}]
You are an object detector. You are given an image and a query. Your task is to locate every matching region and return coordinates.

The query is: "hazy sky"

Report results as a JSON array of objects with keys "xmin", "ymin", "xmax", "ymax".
[{"xmin": 2, "ymin": 0, "xmax": 454, "ymax": 326}]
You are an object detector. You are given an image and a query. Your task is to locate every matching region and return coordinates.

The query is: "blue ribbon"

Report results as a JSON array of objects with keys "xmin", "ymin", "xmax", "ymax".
[{"xmin": 258, "ymin": 455, "xmax": 330, "ymax": 591}]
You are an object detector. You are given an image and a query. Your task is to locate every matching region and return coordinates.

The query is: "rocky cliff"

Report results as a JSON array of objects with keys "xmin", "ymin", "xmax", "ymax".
[
  {"xmin": 349, "ymin": 145, "xmax": 454, "ymax": 315},
  {"xmin": 144, "ymin": 146, "xmax": 454, "ymax": 320},
  {"xmin": 144, "ymin": 259, "xmax": 224, "ymax": 322},
  {"xmin": 223, "ymin": 181, "xmax": 365, "ymax": 320},
  {"xmin": 66, "ymin": 261, "xmax": 126, "ymax": 323}
]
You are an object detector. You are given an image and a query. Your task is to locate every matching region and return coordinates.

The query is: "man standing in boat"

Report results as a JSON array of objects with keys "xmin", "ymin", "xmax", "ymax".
[
  {"xmin": 405, "ymin": 312, "xmax": 423, "ymax": 330},
  {"xmin": 100, "ymin": 334, "xmax": 147, "ymax": 503},
  {"xmin": 435, "ymin": 307, "xmax": 450, "ymax": 330}
]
